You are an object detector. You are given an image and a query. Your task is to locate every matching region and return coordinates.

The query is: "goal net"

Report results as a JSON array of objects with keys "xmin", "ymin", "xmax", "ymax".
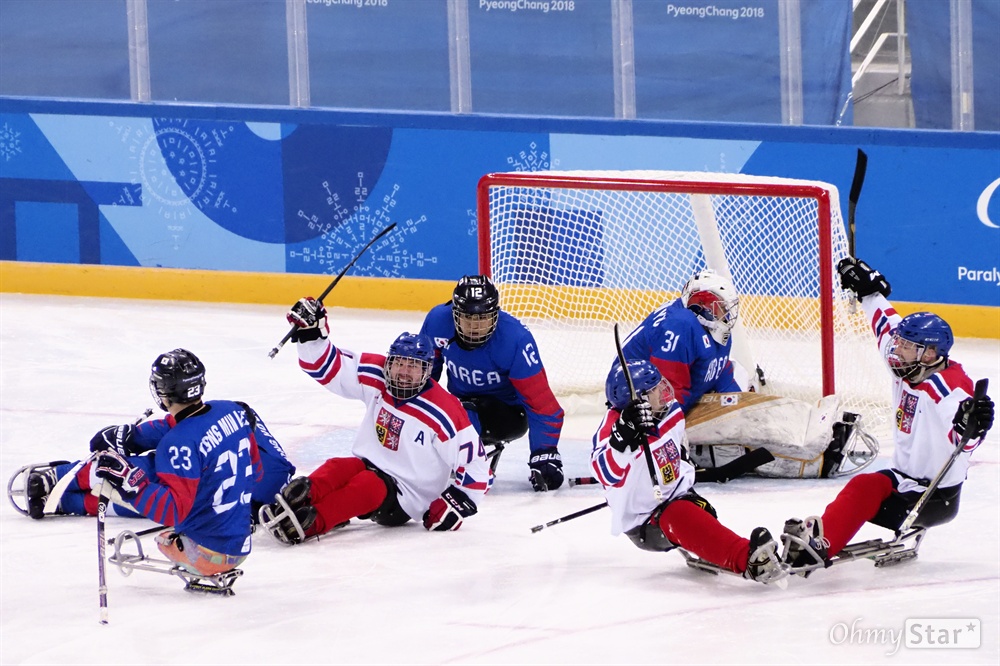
[{"xmin": 477, "ymin": 170, "xmax": 892, "ymax": 435}]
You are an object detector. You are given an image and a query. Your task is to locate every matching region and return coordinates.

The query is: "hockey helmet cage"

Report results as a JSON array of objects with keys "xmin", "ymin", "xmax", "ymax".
[
  {"xmin": 452, "ymin": 275, "xmax": 500, "ymax": 348},
  {"xmin": 385, "ymin": 332, "xmax": 435, "ymax": 400},
  {"xmin": 887, "ymin": 312, "xmax": 952, "ymax": 382},
  {"xmin": 149, "ymin": 348, "xmax": 206, "ymax": 411},
  {"xmin": 681, "ymin": 269, "xmax": 740, "ymax": 345}
]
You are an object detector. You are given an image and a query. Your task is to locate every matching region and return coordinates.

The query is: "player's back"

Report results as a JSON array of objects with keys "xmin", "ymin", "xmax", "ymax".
[{"xmin": 160, "ymin": 399, "xmax": 256, "ymax": 555}]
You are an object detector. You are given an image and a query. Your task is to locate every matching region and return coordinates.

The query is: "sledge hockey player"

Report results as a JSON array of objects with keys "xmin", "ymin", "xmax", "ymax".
[
  {"xmin": 780, "ymin": 258, "xmax": 994, "ymax": 576},
  {"xmin": 592, "ymin": 359, "xmax": 786, "ymax": 585},
  {"xmin": 258, "ymin": 298, "xmax": 491, "ymax": 544},
  {"xmin": 621, "ymin": 268, "xmax": 876, "ymax": 479},
  {"xmin": 419, "ymin": 275, "xmax": 566, "ymax": 491},
  {"xmin": 15, "ymin": 349, "xmax": 258, "ymax": 579},
  {"xmin": 12, "ymin": 394, "xmax": 293, "ymax": 524}
]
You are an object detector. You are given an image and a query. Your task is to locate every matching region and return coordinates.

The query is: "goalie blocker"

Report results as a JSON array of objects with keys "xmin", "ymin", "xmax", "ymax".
[{"xmin": 684, "ymin": 392, "xmax": 878, "ymax": 479}]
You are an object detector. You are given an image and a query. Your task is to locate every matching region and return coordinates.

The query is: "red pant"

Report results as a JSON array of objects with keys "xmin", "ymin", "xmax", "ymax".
[
  {"xmin": 820, "ymin": 472, "xmax": 894, "ymax": 555},
  {"xmin": 306, "ymin": 458, "xmax": 388, "ymax": 536},
  {"xmin": 657, "ymin": 500, "xmax": 750, "ymax": 574}
]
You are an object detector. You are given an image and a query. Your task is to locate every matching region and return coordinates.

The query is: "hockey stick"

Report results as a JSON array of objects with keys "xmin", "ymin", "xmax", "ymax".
[
  {"xmin": 568, "ymin": 476, "xmax": 601, "ymax": 487},
  {"xmin": 847, "ymin": 149, "xmax": 867, "ymax": 314},
  {"xmin": 898, "ymin": 378, "xmax": 988, "ymax": 533},
  {"xmin": 97, "ymin": 480, "xmax": 110, "ymax": 624},
  {"xmin": 95, "ymin": 408, "xmax": 153, "ymax": 624},
  {"xmin": 614, "ymin": 323, "xmax": 662, "ymax": 501},
  {"xmin": 570, "ymin": 448, "xmax": 775, "ymax": 487},
  {"xmin": 44, "ymin": 408, "xmax": 154, "ymax": 516},
  {"xmin": 530, "ymin": 501, "xmax": 608, "ymax": 533},
  {"xmin": 694, "ymin": 447, "xmax": 775, "ymax": 484},
  {"xmin": 268, "ymin": 222, "xmax": 397, "ymax": 358}
]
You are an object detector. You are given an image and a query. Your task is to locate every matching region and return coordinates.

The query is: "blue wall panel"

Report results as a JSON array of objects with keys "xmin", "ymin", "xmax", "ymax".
[{"xmin": 0, "ymin": 98, "xmax": 997, "ymax": 307}]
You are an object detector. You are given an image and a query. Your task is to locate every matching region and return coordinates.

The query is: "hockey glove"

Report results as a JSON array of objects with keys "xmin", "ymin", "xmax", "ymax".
[
  {"xmin": 286, "ymin": 297, "xmax": 329, "ymax": 342},
  {"xmin": 953, "ymin": 395, "xmax": 995, "ymax": 441},
  {"xmin": 837, "ymin": 257, "xmax": 891, "ymax": 299},
  {"xmin": 89, "ymin": 424, "xmax": 137, "ymax": 457},
  {"xmin": 422, "ymin": 486, "xmax": 478, "ymax": 531},
  {"xmin": 95, "ymin": 450, "xmax": 147, "ymax": 498},
  {"xmin": 528, "ymin": 448, "xmax": 564, "ymax": 491},
  {"xmin": 609, "ymin": 397, "xmax": 655, "ymax": 453}
]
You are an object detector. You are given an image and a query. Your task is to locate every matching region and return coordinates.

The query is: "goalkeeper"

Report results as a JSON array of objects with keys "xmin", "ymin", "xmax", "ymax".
[{"xmin": 621, "ymin": 269, "xmax": 876, "ymax": 479}]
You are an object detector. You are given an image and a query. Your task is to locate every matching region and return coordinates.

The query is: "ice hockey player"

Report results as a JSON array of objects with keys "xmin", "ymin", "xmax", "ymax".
[
  {"xmin": 16, "ymin": 390, "xmax": 293, "ymax": 525},
  {"xmin": 419, "ymin": 275, "xmax": 566, "ymax": 491},
  {"xmin": 591, "ymin": 359, "xmax": 786, "ymax": 586},
  {"xmin": 258, "ymin": 298, "xmax": 491, "ymax": 544},
  {"xmin": 781, "ymin": 258, "xmax": 994, "ymax": 575},
  {"xmin": 621, "ymin": 268, "xmax": 875, "ymax": 479},
  {"xmin": 22, "ymin": 349, "xmax": 258, "ymax": 577}
]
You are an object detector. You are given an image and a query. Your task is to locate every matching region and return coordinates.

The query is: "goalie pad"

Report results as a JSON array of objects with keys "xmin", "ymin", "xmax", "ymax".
[{"xmin": 685, "ymin": 393, "xmax": 877, "ymax": 478}]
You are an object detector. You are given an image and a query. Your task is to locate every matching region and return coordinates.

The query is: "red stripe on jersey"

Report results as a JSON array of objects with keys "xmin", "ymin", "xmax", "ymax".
[
  {"xmin": 422, "ymin": 383, "xmax": 474, "ymax": 430},
  {"xmin": 358, "ymin": 374, "xmax": 385, "ymax": 392},
  {"xmin": 510, "ymin": 371, "xmax": 564, "ymax": 420},
  {"xmin": 394, "ymin": 400, "xmax": 449, "ymax": 442},
  {"xmin": 299, "ymin": 342, "xmax": 334, "ymax": 373},
  {"xmin": 658, "ymin": 405, "xmax": 685, "ymax": 434}
]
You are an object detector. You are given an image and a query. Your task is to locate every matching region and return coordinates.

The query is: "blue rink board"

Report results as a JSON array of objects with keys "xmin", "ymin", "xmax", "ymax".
[{"xmin": 0, "ymin": 98, "xmax": 997, "ymax": 307}]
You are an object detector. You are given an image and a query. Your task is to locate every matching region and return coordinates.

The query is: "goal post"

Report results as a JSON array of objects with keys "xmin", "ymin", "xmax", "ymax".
[{"xmin": 476, "ymin": 169, "xmax": 891, "ymax": 433}]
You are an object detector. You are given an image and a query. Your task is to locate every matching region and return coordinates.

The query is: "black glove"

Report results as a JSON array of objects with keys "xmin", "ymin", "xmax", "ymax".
[
  {"xmin": 837, "ymin": 257, "xmax": 891, "ymax": 299},
  {"xmin": 422, "ymin": 486, "xmax": 478, "ymax": 531},
  {"xmin": 528, "ymin": 449, "xmax": 564, "ymax": 491},
  {"xmin": 89, "ymin": 424, "xmax": 137, "ymax": 457},
  {"xmin": 286, "ymin": 297, "xmax": 329, "ymax": 342},
  {"xmin": 95, "ymin": 450, "xmax": 147, "ymax": 498},
  {"xmin": 954, "ymin": 395, "xmax": 995, "ymax": 440},
  {"xmin": 609, "ymin": 397, "xmax": 655, "ymax": 453}
]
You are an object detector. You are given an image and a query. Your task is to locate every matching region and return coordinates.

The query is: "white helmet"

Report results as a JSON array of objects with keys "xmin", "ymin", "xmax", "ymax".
[{"xmin": 681, "ymin": 269, "xmax": 740, "ymax": 345}]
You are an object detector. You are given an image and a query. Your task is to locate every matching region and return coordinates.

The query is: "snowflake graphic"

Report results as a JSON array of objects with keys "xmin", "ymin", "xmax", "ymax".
[
  {"xmin": 0, "ymin": 123, "xmax": 23, "ymax": 162},
  {"xmin": 289, "ymin": 173, "xmax": 437, "ymax": 278},
  {"xmin": 505, "ymin": 142, "xmax": 559, "ymax": 172}
]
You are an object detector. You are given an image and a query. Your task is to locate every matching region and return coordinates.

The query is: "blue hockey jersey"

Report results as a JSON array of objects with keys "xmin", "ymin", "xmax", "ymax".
[
  {"xmin": 128, "ymin": 400, "xmax": 257, "ymax": 556},
  {"xmin": 420, "ymin": 303, "xmax": 564, "ymax": 453},
  {"xmin": 622, "ymin": 299, "xmax": 740, "ymax": 413},
  {"xmin": 132, "ymin": 403, "xmax": 294, "ymax": 505}
]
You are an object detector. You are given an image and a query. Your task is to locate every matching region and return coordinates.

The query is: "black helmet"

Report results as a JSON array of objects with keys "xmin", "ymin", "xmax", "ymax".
[
  {"xmin": 451, "ymin": 275, "xmax": 500, "ymax": 348},
  {"xmin": 149, "ymin": 348, "xmax": 206, "ymax": 411}
]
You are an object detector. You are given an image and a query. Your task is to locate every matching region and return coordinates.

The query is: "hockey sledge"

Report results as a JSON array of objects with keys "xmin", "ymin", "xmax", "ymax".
[
  {"xmin": 679, "ymin": 549, "xmax": 789, "ymax": 589},
  {"xmin": 780, "ymin": 527, "xmax": 926, "ymax": 578},
  {"xmin": 826, "ymin": 413, "xmax": 880, "ymax": 477},
  {"xmin": 108, "ymin": 528, "xmax": 243, "ymax": 596},
  {"xmin": 6, "ymin": 460, "xmax": 71, "ymax": 517}
]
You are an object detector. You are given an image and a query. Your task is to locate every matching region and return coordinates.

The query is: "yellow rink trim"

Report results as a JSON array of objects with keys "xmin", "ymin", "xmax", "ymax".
[
  {"xmin": 0, "ymin": 261, "xmax": 453, "ymax": 312},
  {"xmin": 1, "ymin": 261, "xmax": 996, "ymax": 338}
]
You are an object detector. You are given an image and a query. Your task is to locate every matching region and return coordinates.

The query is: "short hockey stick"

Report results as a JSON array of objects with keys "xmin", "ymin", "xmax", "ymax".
[
  {"xmin": 45, "ymin": 408, "xmax": 154, "ymax": 516},
  {"xmin": 530, "ymin": 501, "xmax": 608, "ymax": 533},
  {"xmin": 97, "ymin": 480, "xmax": 110, "ymax": 624},
  {"xmin": 269, "ymin": 222, "xmax": 397, "ymax": 358},
  {"xmin": 614, "ymin": 323, "xmax": 662, "ymax": 501},
  {"xmin": 95, "ymin": 408, "xmax": 153, "ymax": 624},
  {"xmin": 898, "ymin": 378, "xmax": 988, "ymax": 533},
  {"xmin": 568, "ymin": 476, "xmax": 600, "ymax": 487},
  {"xmin": 847, "ymin": 149, "xmax": 867, "ymax": 314}
]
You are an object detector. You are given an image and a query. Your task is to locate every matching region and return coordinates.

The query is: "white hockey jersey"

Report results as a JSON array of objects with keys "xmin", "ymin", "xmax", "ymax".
[
  {"xmin": 297, "ymin": 338, "xmax": 492, "ymax": 520},
  {"xmin": 591, "ymin": 401, "xmax": 695, "ymax": 535},
  {"xmin": 863, "ymin": 294, "xmax": 982, "ymax": 491}
]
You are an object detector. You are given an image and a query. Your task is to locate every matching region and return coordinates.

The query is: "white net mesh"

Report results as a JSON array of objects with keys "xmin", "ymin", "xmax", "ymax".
[{"xmin": 480, "ymin": 170, "xmax": 892, "ymax": 435}]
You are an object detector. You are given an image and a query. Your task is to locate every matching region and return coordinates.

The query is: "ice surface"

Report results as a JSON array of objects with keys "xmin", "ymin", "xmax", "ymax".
[{"xmin": 1, "ymin": 294, "xmax": 997, "ymax": 665}]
